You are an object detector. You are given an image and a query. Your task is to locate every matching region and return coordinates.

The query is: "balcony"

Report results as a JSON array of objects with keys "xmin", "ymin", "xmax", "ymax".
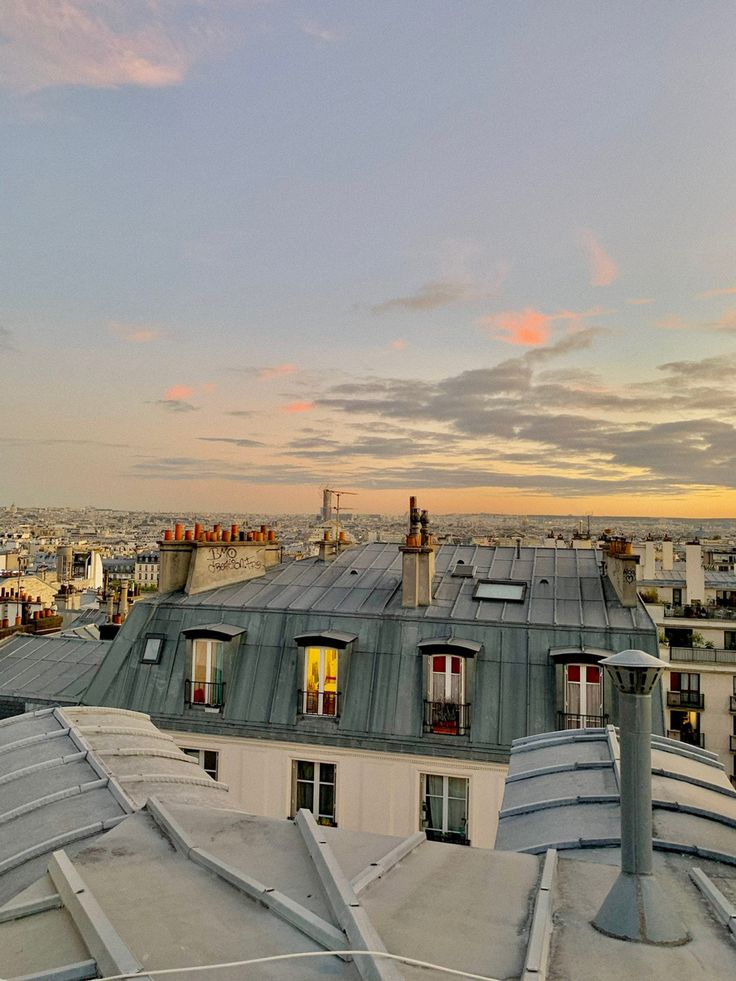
[
  {"xmin": 557, "ymin": 711, "xmax": 609, "ymax": 730},
  {"xmin": 667, "ymin": 690, "xmax": 704, "ymax": 709},
  {"xmin": 184, "ymin": 679, "xmax": 225, "ymax": 709},
  {"xmin": 663, "ymin": 605, "xmax": 736, "ymax": 621},
  {"xmin": 667, "ymin": 728, "xmax": 705, "ymax": 748},
  {"xmin": 669, "ymin": 646, "xmax": 736, "ymax": 665},
  {"xmin": 423, "ymin": 700, "xmax": 471, "ymax": 736},
  {"xmin": 298, "ymin": 689, "xmax": 339, "ymax": 718}
]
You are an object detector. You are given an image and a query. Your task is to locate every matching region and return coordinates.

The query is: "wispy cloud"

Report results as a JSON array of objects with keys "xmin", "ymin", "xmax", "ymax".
[
  {"xmin": 389, "ymin": 339, "xmax": 407, "ymax": 351},
  {"xmin": 626, "ymin": 297, "xmax": 655, "ymax": 305},
  {"xmin": 706, "ymin": 310, "xmax": 736, "ymax": 332},
  {"xmin": 697, "ymin": 287, "xmax": 736, "ymax": 299},
  {"xmin": 258, "ymin": 363, "xmax": 298, "ymax": 381},
  {"xmin": 370, "ymin": 280, "xmax": 474, "ymax": 314},
  {"xmin": 282, "ymin": 401, "xmax": 315, "ymax": 413},
  {"xmin": 655, "ymin": 315, "xmax": 690, "ymax": 330},
  {"xmin": 198, "ymin": 436, "xmax": 265, "ymax": 448},
  {"xmin": 0, "ymin": 1, "xmax": 226, "ymax": 93},
  {"xmin": 152, "ymin": 399, "xmax": 198, "ymax": 413},
  {"xmin": 301, "ymin": 22, "xmax": 342, "ymax": 43},
  {"xmin": 110, "ymin": 321, "xmax": 164, "ymax": 343},
  {"xmin": 580, "ymin": 229, "xmax": 618, "ymax": 287}
]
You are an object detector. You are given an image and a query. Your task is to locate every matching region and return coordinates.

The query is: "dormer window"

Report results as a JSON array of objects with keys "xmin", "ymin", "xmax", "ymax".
[
  {"xmin": 418, "ymin": 637, "xmax": 479, "ymax": 736},
  {"xmin": 294, "ymin": 630, "xmax": 356, "ymax": 720},
  {"xmin": 303, "ymin": 646, "xmax": 338, "ymax": 716}
]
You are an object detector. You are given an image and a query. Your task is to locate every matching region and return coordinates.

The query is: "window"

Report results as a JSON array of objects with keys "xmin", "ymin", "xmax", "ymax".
[
  {"xmin": 301, "ymin": 646, "xmax": 338, "ymax": 716},
  {"xmin": 669, "ymin": 671, "xmax": 702, "ymax": 708},
  {"xmin": 186, "ymin": 638, "xmax": 224, "ymax": 708},
  {"xmin": 473, "ymin": 580, "xmax": 526, "ymax": 602},
  {"xmin": 141, "ymin": 634, "xmax": 164, "ymax": 663},
  {"xmin": 421, "ymin": 774, "xmax": 469, "ymax": 845},
  {"xmin": 563, "ymin": 664, "xmax": 604, "ymax": 728},
  {"xmin": 424, "ymin": 655, "xmax": 469, "ymax": 735},
  {"xmin": 725, "ymin": 632, "xmax": 736, "ymax": 651},
  {"xmin": 181, "ymin": 747, "xmax": 219, "ymax": 781},
  {"xmin": 292, "ymin": 760, "xmax": 336, "ymax": 826},
  {"xmin": 668, "ymin": 710, "xmax": 701, "ymax": 746}
]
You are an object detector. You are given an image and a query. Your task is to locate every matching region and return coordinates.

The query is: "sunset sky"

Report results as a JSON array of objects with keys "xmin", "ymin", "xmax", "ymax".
[{"xmin": 1, "ymin": 1, "xmax": 735, "ymax": 517}]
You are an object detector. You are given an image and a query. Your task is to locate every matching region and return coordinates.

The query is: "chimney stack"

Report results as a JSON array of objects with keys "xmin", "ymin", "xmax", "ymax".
[
  {"xmin": 604, "ymin": 539, "xmax": 639, "ymax": 608},
  {"xmin": 400, "ymin": 496, "xmax": 435, "ymax": 607},
  {"xmin": 685, "ymin": 541, "xmax": 704, "ymax": 606}
]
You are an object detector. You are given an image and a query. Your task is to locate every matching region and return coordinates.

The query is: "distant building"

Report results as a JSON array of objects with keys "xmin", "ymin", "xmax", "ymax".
[{"xmin": 134, "ymin": 550, "xmax": 159, "ymax": 588}]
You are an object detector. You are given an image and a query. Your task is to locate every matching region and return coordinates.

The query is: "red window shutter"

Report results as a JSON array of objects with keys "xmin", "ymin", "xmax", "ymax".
[
  {"xmin": 433, "ymin": 655, "xmax": 445, "ymax": 673},
  {"xmin": 567, "ymin": 665, "xmax": 580, "ymax": 682},
  {"xmin": 670, "ymin": 672, "xmax": 681, "ymax": 691},
  {"xmin": 587, "ymin": 666, "xmax": 601, "ymax": 683}
]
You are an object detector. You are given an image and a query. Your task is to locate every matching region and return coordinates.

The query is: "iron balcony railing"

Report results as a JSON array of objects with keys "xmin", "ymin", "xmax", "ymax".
[
  {"xmin": 557, "ymin": 711, "xmax": 609, "ymax": 730},
  {"xmin": 669, "ymin": 646, "xmax": 736, "ymax": 665},
  {"xmin": 663, "ymin": 605, "xmax": 736, "ymax": 621},
  {"xmin": 666, "ymin": 690, "xmax": 704, "ymax": 710},
  {"xmin": 185, "ymin": 679, "xmax": 225, "ymax": 709},
  {"xmin": 667, "ymin": 728, "xmax": 705, "ymax": 748},
  {"xmin": 423, "ymin": 700, "xmax": 471, "ymax": 736},
  {"xmin": 297, "ymin": 689, "xmax": 340, "ymax": 717}
]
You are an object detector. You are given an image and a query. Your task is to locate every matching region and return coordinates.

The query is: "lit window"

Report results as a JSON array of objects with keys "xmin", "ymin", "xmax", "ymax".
[
  {"xmin": 181, "ymin": 747, "xmax": 219, "ymax": 781},
  {"xmin": 302, "ymin": 646, "xmax": 338, "ymax": 716},
  {"xmin": 421, "ymin": 774, "xmax": 469, "ymax": 845},
  {"xmin": 473, "ymin": 580, "xmax": 526, "ymax": 602},
  {"xmin": 563, "ymin": 664, "xmax": 603, "ymax": 728},
  {"xmin": 186, "ymin": 638, "xmax": 224, "ymax": 707},
  {"xmin": 293, "ymin": 760, "xmax": 336, "ymax": 826}
]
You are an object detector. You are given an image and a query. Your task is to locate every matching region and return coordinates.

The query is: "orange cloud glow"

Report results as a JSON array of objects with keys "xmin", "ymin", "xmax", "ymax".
[
  {"xmin": 110, "ymin": 321, "xmax": 162, "ymax": 343},
  {"xmin": 697, "ymin": 286, "xmax": 736, "ymax": 299},
  {"xmin": 258, "ymin": 363, "xmax": 298, "ymax": 381},
  {"xmin": 581, "ymin": 230, "xmax": 618, "ymax": 287},
  {"xmin": 389, "ymin": 339, "xmax": 407, "ymax": 350},
  {"xmin": 478, "ymin": 308, "xmax": 551, "ymax": 346},
  {"xmin": 655, "ymin": 315, "xmax": 690, "ymax": 330},
  {"xmin": 165, "ymin": 385, "xmax": 194, "ymax": 400},
  {"xmin": 282, "ymin": 401, "xmax": 315, "ymax": 413}
]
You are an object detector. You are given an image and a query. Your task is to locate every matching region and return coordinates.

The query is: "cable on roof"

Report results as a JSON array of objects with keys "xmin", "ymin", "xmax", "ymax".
[{"xmin": 95, "ymin": 948, "xmax": 504, "ymax": 981}]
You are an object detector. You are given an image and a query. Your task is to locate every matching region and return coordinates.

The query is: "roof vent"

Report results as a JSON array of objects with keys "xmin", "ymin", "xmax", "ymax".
[{"xmin": 452, "ymin": 563, "xmax": 476, "ymax": 578}]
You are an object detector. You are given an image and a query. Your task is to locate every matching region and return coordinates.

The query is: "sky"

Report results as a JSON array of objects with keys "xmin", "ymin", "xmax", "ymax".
[{"xmin": 1, "ymin": 1, "xmax": 736, "ymax": 518}]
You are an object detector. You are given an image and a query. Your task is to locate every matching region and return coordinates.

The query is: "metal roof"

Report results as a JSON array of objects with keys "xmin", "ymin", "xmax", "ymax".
[
  {"xmin": 0, "ymin": 634, "xmax": 110, "ymax": 705},
  {"xmin": 180, "ymin": 543, "xmax": 651, "ymax": 631},
  {"xmin": 496, "ymin": 726, "xmax": 736, "ymax": 861},
  {"xmin": 0, "ymin": 706, "xmax": 233, "ymax": 906}
]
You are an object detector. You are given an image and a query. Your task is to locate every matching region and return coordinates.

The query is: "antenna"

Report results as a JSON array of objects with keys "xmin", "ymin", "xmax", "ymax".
[{"xmin": 324, "ymin": 488, "xmax": 357, "ymax": 549}]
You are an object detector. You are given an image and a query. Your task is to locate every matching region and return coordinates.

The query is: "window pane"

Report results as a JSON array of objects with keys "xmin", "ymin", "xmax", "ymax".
[
  {"xmin": 425, "ymin": 774, "xmax": 444, "ymax": 797},
  {"xmin": 318, "ymin": 782, "xmax": 335, "ymax": 819},
  {"xmin": 586, "ymin": 666, "xmax": 600, "ymax": 683},
  {"xmin": 433, "ymin": 655, "xmax": 445, "ymax": 673},
  {"xmin": 296, "ymin": 781, "xmax": 313, "ymax": 811},
  {"xmin": 448, "ymin": 777, "xmax": 467, "ymax": 800},
  {"xmin": 670, "ymin": 672, "xmax": 681, "ymax": 691},
  {"xmin": 324, "ymin": 649, "xmax": 338, "ymax": 693},
  {"xmin": 192, "ymin": 640, "xmax": 209, "ymax": 682},
  {"xmin": 451, "ymin": 657, "xmax": 461, "ymax": 674},
  {"xmin": 297, "ymin": 760, "xmax": 314, "ymax": 781},
  {"xmin": 447, "ymin": 796, "xmax": 466, "ymax": 834},
  {"xmin": 319, "ymin": 762, "xmax": 335, "ymax": 783},
  {"xmin": 567, "ymin": 665, "xmax": 580, "ymax": 683},
  {"xmin": 203, "ymin": 751, "xmax": 218, "ymax": 778},
  {"xmin": 306, "ymin": 649, "xmax": 320, "ymax": 692}
]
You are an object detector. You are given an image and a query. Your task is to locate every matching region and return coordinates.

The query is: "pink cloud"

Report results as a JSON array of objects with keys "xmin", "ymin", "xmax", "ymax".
[
  {"xmin": 580, "ymin": 230, "xmax": 618, "ymax": 287},
  {"xmin": 708, "ymin": 310, "xmax": 736, "ymax": 331},
  {"xmin": 282, "ymin": 401, "xmax": 315, "ymax": 414},
  {"xmin": 389, "ymin": 339, "xmax": 407, "ymax": 351},
  {"xmin": 626, "ymin": 297, "xmax": 655, "ymax": 306},
  {"xmin": 110, "ymin": 321, "xmax": 162, "ymax": 343},
  {"xmin": 697, "ymin": 286, "xmax": 736, "ymax": 299},
  {"xmin": 478, "ymin": 308, "xmax": 551, "ymax": 346},
  {"xmin": 258, "ymin": 363, "xmax": 298, "ymax": 381},
  {"xmin": 0, "ymin": 1, "xmax": 222, "ymax": 93},
  {"xmin": 165, "ymin": 384, "xmax": 194, "ymax": 400},
  {"xmin": 655, "ymin": 316, "xmax": 690, "ymax": 330}
]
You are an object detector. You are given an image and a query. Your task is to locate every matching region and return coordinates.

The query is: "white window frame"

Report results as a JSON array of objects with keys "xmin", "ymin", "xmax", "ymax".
[
  {"xmin": 292, "ymin": 760, "xmax": 337, "ymax": 826},
  {"xmin": 428, "ymin": 654, "xmax": 465, "ymax": 704},
  {"xmin": 189, "ymin": 638, "xmax": 224, "ymax": 706},
  {"xmin": 420, "ymin": 773, "xmax": 469, "ymax": 844},
  {"xmin": 181, "ymin": 747, "xmax": 219, "ymax": 781},
  {"xmin": 564, "ymin": 663, "xmax": 603, "ymax": 723}
]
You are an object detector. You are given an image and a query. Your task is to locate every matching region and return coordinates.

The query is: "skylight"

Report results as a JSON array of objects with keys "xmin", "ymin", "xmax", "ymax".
[{"xmin": 473, "ymin": 580, "xmax": 526, "ymax": 602}]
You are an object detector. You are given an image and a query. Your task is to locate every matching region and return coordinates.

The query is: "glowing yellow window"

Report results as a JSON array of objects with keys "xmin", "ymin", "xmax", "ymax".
[{"xmin": 303, "ymin": 647, "xmax": 338, "ymax": 716}]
